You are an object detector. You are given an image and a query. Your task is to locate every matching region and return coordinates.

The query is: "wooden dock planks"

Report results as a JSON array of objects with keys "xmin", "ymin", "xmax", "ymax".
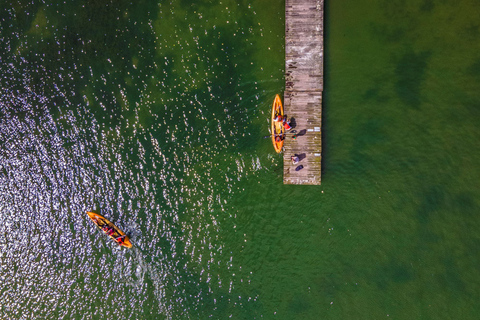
[{"xmin": 283, "ymin": 0, "xmax": 323, "ymax": 185}]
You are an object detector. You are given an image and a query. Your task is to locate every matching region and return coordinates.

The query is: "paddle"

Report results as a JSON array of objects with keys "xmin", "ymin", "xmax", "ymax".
[{"xmin": 263, "ymin": 131, "xmax": 297, "ymax": 139}]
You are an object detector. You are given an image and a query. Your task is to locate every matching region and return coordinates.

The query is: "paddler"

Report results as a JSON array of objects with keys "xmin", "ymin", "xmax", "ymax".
[
  {"xmin": 102, "ymin": 225, "xmax": 115, "ymax": 236},
  {"xmin": 116, "ymin": 235, "xmax": 126, "ymax": 245}
]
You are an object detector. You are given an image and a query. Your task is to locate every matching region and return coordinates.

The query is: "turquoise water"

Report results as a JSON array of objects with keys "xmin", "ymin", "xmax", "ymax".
[{"xmin": 1, "ymin": 0, "xmax": 479, "ymax": 319}]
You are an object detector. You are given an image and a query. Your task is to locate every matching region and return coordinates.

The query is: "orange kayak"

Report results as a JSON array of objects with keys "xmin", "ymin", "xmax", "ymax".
[
  {"xmin": 87, "ymin": 211, "xmax": 132, "ymax": 248},
  {"xmin": 271, "ymin": 94, "xmax": 285, "ymax": 153}
]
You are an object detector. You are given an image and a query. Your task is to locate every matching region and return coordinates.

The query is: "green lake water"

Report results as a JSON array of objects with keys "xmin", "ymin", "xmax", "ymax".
[{"xmin": 0, "ymin": 0, "xmax": 479, "ymax": 319}]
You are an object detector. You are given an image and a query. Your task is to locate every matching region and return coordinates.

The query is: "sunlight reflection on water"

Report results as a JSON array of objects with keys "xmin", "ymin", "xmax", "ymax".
[{"xmin": 0, "ymin": 1, "xmax": 275, "ymax": 318}]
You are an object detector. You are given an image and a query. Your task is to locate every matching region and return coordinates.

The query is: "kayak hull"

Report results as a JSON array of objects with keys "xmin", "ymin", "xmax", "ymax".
[
  {"xmin": 87, "ymin": 211, "xmax": 132, "ymax": 248},
  {"xmin": 271, "ymin": 94, "xmax": 285, "ymax": 153}
]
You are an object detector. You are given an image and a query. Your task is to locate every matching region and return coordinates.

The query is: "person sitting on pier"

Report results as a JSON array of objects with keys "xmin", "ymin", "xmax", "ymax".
[
  {"xmin": 291, "ymin": 155, "xmax": 299, "ymax": 164},
  {"xmin": 283, "ymin": 116, "xmax": 292, "ymax": 131}
]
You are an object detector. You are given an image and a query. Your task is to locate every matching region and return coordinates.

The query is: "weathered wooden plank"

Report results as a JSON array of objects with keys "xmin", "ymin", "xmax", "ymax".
[{"xmin": 283, "ymin": 0, "xmax": 323, "ymax": 185}]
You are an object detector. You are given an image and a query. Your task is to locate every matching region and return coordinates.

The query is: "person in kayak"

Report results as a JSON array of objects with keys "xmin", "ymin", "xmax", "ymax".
[
  {"xmin": 116, "ymin": 235, "xmax": 126, "ymax": 245},
  {"xmin": 102, "ymin": 225, "xmax": 115, "ymax": 236}
]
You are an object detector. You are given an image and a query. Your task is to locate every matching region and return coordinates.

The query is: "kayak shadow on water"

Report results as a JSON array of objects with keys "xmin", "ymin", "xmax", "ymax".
[{"xmin": 124, "ymin": 228, "xmax": 143, "ymax": 245}]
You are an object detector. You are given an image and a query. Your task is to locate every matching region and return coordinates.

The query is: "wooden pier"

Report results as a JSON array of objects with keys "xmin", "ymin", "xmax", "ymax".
[{"xmin": 283, "ymin": 0, "xmax": 323, "ymax": 185}]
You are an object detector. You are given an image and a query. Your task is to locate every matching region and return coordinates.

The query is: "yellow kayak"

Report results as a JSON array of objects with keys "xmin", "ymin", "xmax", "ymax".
[
  {"xmin": 271, "ymin": 94, "xmax": 285, "ymax": 153},
  {"xmin": 87, "ymin": 211, "xmax": 132, "ymax": 248}
]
